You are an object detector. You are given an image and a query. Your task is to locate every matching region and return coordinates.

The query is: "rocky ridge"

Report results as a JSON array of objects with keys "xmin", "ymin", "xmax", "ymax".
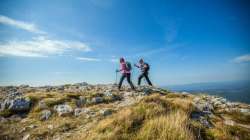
[{"xmin": 0, "ymin": 83, "xmax": 250, "ymax": 140}]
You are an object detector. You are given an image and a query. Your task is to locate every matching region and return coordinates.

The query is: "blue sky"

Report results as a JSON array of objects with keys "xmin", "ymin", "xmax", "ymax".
[{"xmin": 0, "ymin": 0, "xmax": 249, "ymax": 86}]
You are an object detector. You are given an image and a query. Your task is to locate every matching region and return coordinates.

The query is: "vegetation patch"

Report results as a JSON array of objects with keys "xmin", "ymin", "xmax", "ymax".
[
  {"xmin": 82, "ymin": 94, "xmax": 195, "ymax": 140},
  {"xmin": 0, "ymin": 109, "xmax": 13, "ymax": 117}
]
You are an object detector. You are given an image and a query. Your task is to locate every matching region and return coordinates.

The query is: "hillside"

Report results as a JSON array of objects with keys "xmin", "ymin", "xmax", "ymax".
[{"xmin": 0, "ymin": 83, "xmax": 250, "ymax": 140}]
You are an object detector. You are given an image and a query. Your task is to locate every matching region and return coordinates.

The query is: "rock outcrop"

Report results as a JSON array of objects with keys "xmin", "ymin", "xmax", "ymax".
[
  {"xmin": 40, "ymin": 110, "xmax": 52, "ymax": 121},
  {"xmin": 1, "ymin": 92, "xmax": 31, "ymax": 113},
  {"xmin": 0, "ymin": 83, "xmax": 249, "ymax": 140},
  {"xmin": 54, "ymin": 104, "xmax": 73, "ymax": 116}
]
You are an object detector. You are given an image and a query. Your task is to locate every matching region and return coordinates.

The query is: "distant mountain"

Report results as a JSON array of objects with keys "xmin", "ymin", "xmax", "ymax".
[{"xmin": 163, "ymin": 80, "xmax": 250, "ymax": 104}]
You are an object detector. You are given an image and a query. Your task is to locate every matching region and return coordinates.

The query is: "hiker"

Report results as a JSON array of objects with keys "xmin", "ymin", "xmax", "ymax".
[
  {"xmin": 134, "ymin": 59, "xmax": 153, "ymax": 86},
  {"xmin": 116, "ymin": 58, "xmax": 135, "ymax": 91}
]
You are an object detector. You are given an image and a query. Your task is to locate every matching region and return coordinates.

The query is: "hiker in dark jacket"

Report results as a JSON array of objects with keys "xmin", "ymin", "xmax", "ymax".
[
  {"xmin": 134, "ymin": 59, "xmax": 153, "ymax": 86},
  {"xmin": 116, "ymin": 58, "xmax": 135, "ymax": 91}
]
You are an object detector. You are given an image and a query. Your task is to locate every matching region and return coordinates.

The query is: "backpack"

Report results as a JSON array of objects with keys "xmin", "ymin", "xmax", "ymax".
[
  {"xmin": 144, "ymin": 63, "xmax": 150, "ymax": 71},
  {"xmin": 126, "ymin": 62, "xmax": 132, "ymax": 71}
]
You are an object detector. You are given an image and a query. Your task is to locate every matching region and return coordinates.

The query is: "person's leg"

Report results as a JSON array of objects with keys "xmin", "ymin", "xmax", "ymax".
[
  {"xmin": 126, "ymin": 73, "xmax": 135, "ymax": 90},
  {"xmin": 118, "ymin": 74, "xmax": 126, "ymax": 90},
  {"xmin": 138, "ymin": 73, "xmax": 144, "ymax": 86},
  {"xmin": 144, "ymin": 73, "xmax": 153, "ymax": 86}
]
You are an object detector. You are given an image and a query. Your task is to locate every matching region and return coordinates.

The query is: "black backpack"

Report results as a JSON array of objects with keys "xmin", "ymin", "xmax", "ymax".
[
  {"xmin": 126, "ymin": 62, "xmax": 132, "ymax": 71},
  {"xmin": 144, "ymin": 63, "xmax": 150, "ymax": 71}
]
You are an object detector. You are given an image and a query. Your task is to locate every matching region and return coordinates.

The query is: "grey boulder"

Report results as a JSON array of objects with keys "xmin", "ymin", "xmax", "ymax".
[
  {"xmin": 76, "ymin": 96, "xmax": 86, "ymax": 107},
  {"xmin": 2, "ymin": 97, "xmax": 31, "ymax": 112},
  {"xmin": 7, "ymin": 92, "xmax": 23, "ymax": 99},
  {"xmin": 91, "ymin": 97, "xmax": 104, "ymax": 104},
  {"xmin": 54, "ymin": 104, "xmax": 73, "ymax": 116},
  {"xmin": 99, "ymin": 109, "xmax": 112, "ymax": 116},
  {"xmin": 142, "ymin": 88, "xmax": 154, "ymax": 95}
]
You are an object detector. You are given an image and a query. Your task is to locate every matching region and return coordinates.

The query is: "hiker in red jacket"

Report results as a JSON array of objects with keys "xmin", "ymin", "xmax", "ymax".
[
  {"xmin": 116, "ymin": 58, "xmax": 135, "ymax": 91},
  {"xmin": 134, "ymin": 59, "xmax": 153, "ymax": 86}
]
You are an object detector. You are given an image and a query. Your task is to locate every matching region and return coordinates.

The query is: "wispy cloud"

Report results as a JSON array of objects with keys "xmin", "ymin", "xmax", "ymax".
[
  {"xmin": 0, "ymin": 36, "xmax": 91, "ymax": 57},
  {"xmin": 233, "ymin": 54, "xmax": 250, "ymax": 63},
  {"xmin": 0, "ymin": 15, "xmax": 45, "ymax": 34},
  {"xmin": 76, "ymin": 57, "xmax": 101, "ymax": 62},
  {"xmin": 130, "ymin": 43, "xmax": 185, "ymax": 58}
]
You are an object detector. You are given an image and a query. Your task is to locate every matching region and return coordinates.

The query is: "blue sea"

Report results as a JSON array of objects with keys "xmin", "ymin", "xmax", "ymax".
[{"xmin": 163, "ymin": 81, "xmax": 250, "ymax": 104}]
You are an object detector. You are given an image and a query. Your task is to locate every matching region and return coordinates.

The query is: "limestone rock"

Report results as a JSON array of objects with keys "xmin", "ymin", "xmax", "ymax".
[
  {"xmin": 40, "ymin": 110, "xmax": 52, "ymax": 121},
  {"xmin": 1, "ymin": 92, "xmax": 28, "ymax": 112},
  {"xmin": 142, "ymin": 87, "xmax": 154, "ymax": 95},
  {"xmin": 7, "ymin": 92, "xmax": 23, "ymax": 99},
  {"xmin": 7, "ymin": 97, "xmax": 31, "ymax": 112},
  {"xmin": 74, "ymin": 108, "xmax": 90, "ymax": 116},
  {"xmin": 22, "ymin": 134, "xmax": 30, "ymax": 140},
  {"xmin": 240, "ymin": 108, "xmax": 250, "ymax": 113},
  {"xmin": 104, "ymin": 91, "xmax": 113, "ymax": 97},
  {"xmin": 91, "ymin": 97, "xmax": 104, "ymax": 104},
  {"xmin": 54, "ymin": 104, "xmax": 73, "ymax": 116},
  {"xmin": 191, "ymin": 112, "xmax": 212, "ymax": 128},
  {"xmin": 194, "ymin": 102, "xmax": 213, "ymax": 114},
  {"xmin": 99, "ymin": 109, "xmax": 112, "ymax": 116},
  {"xmin": 200, "ymin": 117, "xmax": 212, "ymax": 128},
  {"xmin": 76, "ymin": 96, "xmax": 86, "ymax": 107}
]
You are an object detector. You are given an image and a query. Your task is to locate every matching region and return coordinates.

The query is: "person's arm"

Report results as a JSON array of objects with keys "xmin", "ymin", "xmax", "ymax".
[
  {"xmin": 116, "ymin": 63, "xmax": 124, "ymax": 72},
  {"xmin": 134, "ymin": 63, "xmax": 140, "ymax": 68}
]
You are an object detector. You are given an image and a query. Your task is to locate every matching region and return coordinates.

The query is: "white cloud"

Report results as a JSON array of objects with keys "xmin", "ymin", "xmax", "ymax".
[
  {"xmin": 0, "ymin": 15, "xmax": 93, "ymax": 58},
  {"xmin": 0, "ymin": 15, "xmax": 45, "ymax": 34},
  {"xmin": 0, "ymin": 36, "xmax": 91, "ymax": 57},
  {"xmin": 233, "ymin": 54, "xmax": 250, "ymax": 63},
  {"xmin": 76, "ymin": 57, "xmax": 101, "ymax": 62}
]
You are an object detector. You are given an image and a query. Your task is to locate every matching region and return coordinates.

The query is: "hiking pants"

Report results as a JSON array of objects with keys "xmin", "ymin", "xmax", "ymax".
[
  {"xmin": 138, "ymin": 72, "xmax": 153, "ymax": 86},
  {"xmin": 118, "ymin": 73, "xmax": 135, "ymax": 90}
]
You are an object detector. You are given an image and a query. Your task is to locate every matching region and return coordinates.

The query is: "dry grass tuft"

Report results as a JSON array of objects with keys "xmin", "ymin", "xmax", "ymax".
[
  {"xmin": 136, "ymin": 110, "xmax": 194, "ymax": 140},
  {"xmin": 81, "ymin": 94, "xmax": 195, "ymax": 140},
  {"xmin": 167, "ymin": 98, "xmax": 195, "ymax": 113}
]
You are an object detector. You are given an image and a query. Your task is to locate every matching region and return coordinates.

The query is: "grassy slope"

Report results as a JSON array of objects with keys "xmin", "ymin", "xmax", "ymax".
[
  {"xmin": 1, "ymin": 90, "xmax": 250, "ymax": 140},
  {"xmin": 80, "ymin": 94, "xmax": 194, "ymax": 140}
]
